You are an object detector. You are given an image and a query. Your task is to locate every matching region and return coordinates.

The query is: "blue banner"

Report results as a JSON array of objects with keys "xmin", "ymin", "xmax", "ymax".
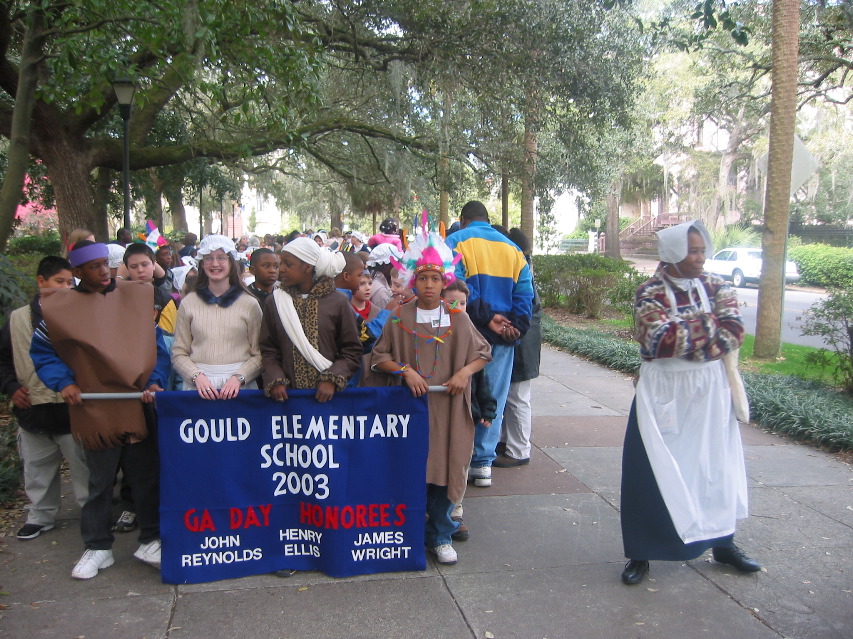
[{"xmin": 156, "ymin": 387, "xmax": 429, "ymax": 584}]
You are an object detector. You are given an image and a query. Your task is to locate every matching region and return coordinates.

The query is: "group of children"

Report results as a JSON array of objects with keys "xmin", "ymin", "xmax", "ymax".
[{"xmin": 3, "ymin": 221, "xmax": 497, "ymax": 579}]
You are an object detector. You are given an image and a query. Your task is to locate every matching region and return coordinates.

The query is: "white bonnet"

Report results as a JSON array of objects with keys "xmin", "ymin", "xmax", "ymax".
[
  {"xmin": 196, "ymin": 234, "xmax": 238, "ymax": 260},
  {"xmin": 107, "ymin": 244, "xmax": 126, "ymax": 269},
  {"xmin": 366, "ymin": 243, "xmax": 403, "ymax": 267},
  {"xmin": 656, "ymin": 220, "xmax": 712, "ymax": 263},
  {"xmin": 282, "ymin": 236, "xmax": 345, "ymax": 279}
]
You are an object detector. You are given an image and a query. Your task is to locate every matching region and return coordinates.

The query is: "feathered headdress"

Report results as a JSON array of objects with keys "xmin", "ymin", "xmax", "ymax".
[
  {"xmin": 391, "ymin": 210, "xmax": 462, "ymax": 288},
  {"xmin": 137, "ymin": 220, "xmax": 169, "ymax": 249}
]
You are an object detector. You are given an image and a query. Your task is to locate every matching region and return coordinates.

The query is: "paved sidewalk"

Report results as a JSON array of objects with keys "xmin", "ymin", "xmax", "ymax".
[{"xmin": 2, "ymin": 345, "xmax": 851, "ymax": 639}]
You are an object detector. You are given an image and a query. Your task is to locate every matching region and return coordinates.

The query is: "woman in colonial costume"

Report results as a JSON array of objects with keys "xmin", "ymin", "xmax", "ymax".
[{"xmin": 620, "ymin": 220, "xmax": 760, "ymax": 585}]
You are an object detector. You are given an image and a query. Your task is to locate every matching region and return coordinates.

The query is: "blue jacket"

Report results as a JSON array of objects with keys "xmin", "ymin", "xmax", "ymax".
[{"xmin": 445, "ymin": 221, "xmax": 534, "ymax": 343}]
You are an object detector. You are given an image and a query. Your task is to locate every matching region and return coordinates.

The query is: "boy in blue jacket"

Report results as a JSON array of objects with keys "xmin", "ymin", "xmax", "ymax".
[{"xmin": 30, "ymin": 240, "xmax": 170, "ymax": 580}]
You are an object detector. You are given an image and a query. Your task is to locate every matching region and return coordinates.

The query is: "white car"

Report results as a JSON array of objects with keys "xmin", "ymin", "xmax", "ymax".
[{"xmin": 705, "ymin": 247, "xmax": 801, "ymax": 287}]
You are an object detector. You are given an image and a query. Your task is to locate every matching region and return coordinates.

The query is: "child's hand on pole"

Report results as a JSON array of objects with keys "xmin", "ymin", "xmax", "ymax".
[
  {"xmin": 61, "ymin": 384, "xmax": 82, "ymax": 405},
  {"xmin": 402, "ymin": 369, "xmax": 429, "ymax": 397}
]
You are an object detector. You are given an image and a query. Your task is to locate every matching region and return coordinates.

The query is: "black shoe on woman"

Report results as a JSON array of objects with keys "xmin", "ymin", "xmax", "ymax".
[
  {"xmin": 712, "ymin": 545, "xmax": 761, "ymax": 572},
  {"xmin": 621, "ymin": 559, "xmax": 649, "ymax": 585}
]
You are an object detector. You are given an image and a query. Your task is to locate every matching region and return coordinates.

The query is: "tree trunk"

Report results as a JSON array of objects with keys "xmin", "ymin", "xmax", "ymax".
[
  {"xmin": 438, "ymin": 155, "xmax": 449, "ymax": 226},
  {"xmin": 92, "ymin": 168, "xmax": 112, "ymax": 242},
  {"xmin": 145, "ymin": 169, "xmax": 164, "ymax": 229},
  {"xmin": 754, "ymin": 0, "xmax": 800, "ymax": 359},
  {"xmin": 0, "ymin": 8, "xmax": 45, "ymax": 251},
  {"xmin": 330, "ymin": 202, "xmax": 342, "ymax": 233},
  {"xmin": 40, "ymin": 140, "xmax": 98, "ymax": 241},
  {"xmin": 520, "ymin": 124, "xmax": 536, "ymax": 246},
  {"xmin": 163, "ymin": 182, "xmax": 187, "ymax": 234},
  {"xmin": 605, "ymin": 180, "xmax": 622, "ymax": 259},
  {"xmin": 501, "ymin": 171, "xmax": 510, "ymax": 230}
]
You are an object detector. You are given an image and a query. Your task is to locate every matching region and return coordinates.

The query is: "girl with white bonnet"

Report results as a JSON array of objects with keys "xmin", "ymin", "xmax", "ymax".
[
  {"xmin": 259, "ymin": 236, "xmax": 362, "ymax": 405},
  {"xmin": 619, "ymin": 220, "xmax": 761, "ymax": 585},
  {"xmin": 171, "ymin": 235, "xmax": 262, "ymax": 400}
]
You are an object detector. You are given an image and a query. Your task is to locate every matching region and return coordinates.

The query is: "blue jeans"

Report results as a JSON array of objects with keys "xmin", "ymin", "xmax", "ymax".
[
  {"xmin": 471, "ymin": 342, "xmax": 514, "ymax": 468},
  {"xmin": 425, "ymin": 484, "xmax": 458, "ymax": 547}
]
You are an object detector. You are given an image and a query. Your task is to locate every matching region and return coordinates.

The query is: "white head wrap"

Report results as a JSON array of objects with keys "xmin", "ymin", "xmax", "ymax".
[
  {"xmin": 282, "ymin": 236, "xmax": 345, "ymax": 279},
  {"xmin": 655, "ymin": 220, "xmax": 712, "ymax": 263},
  {"xmin": 366, "ymin": 243, "xmax": 403, "ymax": 267},
  {"xmin": 196, "ymin": 234, "xmax": 238, "ymax": 260},
  {"xmin": 107, "ymin": 243, "xmax": 127, "ymax": 269},
  {"xmin": 350, "ymin": 231, "xmax": 366, "ymax": 243}
]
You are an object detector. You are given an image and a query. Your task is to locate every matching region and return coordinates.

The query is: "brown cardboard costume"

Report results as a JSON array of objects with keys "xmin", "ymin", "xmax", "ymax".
[
  {"xmin": 367, "ymin": 302, "xmax": 491, "ymax": 503},
  {"xmin": 40, "ymin": 280, "xmax": 156, "ymax": 449}
]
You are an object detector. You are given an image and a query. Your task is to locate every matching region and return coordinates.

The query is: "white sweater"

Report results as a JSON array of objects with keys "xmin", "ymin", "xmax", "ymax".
[{"xmin": 171, "ymin": 290, "xmax": 262, "ymax": 383}]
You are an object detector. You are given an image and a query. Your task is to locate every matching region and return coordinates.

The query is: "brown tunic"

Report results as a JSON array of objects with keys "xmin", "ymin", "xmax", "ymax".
[
  {"xmin": 40, "ymin": 280, "xmax": 156, "ymax": 449},
  {"xmin": 260, "ymin": 278, "xmax": 362, "ymax": 392},
  {"xmin": 367, "ymin": 301, "xmax": 491, "ymax": 503}
]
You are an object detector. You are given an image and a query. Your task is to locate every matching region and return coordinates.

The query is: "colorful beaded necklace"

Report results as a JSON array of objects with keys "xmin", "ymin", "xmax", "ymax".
[{"xmin": 391, "ymin": 301, "xmax": 453, "ymax": 378}]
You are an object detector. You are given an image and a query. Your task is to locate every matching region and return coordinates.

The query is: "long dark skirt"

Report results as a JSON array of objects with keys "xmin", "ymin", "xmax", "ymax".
[{"xmin": 621, "ymin": 399, "xmax": 734, "ymax": 561}]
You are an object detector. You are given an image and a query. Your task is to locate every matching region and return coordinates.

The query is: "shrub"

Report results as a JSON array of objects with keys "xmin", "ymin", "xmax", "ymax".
[
  {"xmin": 0, "ymin": 254, "xmax": 31, "ymax": 324},
  {"xmin": 709, "ymin": 224, "xmax": 760, "ymax": 251},
  {"xmin": 0, "ymin": 416, "xmax": 23, "ymax": 505},
  {"xmin": 6, "ymin": 231, "xmax": 62, "ymax": 256},
  {"xmin": 743, "ymin": 373, "xmax": 853, "ymax": 450},
  {"xmin": 788, "ymin": 244, "xmax": 853, "ymax": 288},
  {"xmin": 801, "ymin": 288, "xmax": 853, "ymax": 393},
  {"xmin": 542, "ymin": 315, "xmax": 641, "ymax": 373},
  {"xmin": 533, "ymin": 254, "xmax": 644, "ymax": 317}
]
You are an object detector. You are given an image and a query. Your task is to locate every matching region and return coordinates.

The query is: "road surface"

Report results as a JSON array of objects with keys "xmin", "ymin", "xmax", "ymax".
[{"xmin": 734, "ymin": 286, "xmax": 829, "ymax": 349}]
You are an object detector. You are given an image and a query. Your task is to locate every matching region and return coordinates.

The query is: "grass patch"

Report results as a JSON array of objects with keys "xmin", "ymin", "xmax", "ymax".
[{"xmin": 740, "ymin": 335, "xmax": 836, "ymax": 385}]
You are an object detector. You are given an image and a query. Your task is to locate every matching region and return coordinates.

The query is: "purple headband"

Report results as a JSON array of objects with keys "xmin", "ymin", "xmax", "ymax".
[{"xmin": 68, "ymin": 243, "xmax": 109, "ymax": 267}]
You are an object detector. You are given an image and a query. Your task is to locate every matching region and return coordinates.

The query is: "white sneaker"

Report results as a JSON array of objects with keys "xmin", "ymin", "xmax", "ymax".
[
  {"xmin": 468, "ymin": 465, "xmax": 492, "ymax": 487},
  {"xmin": 134, "ymin": 539, "xmax": 162, "ymax": 568},
  {"xmin": 72, "ymin": 549, "xmax": 114, "ymax": 579},
  {"xmin": 429, "ymin": 544, "xmax": 458, "ymax": 565}
]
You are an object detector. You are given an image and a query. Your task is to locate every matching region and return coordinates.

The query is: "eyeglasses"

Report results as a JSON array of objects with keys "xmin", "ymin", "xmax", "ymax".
[{"xmin": 202, "ymin": 255, "xmax": 230, "ymax": 263}]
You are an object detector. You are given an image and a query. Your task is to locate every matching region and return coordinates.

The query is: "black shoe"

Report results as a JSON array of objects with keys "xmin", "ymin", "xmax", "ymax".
[
  {"xmin": 712, "ymin": 545, "xmax": 761, "ymax": 573},
  {"xmin": 492, "ymin": 453, "xmax": 530, "ymax": 468},
  {"xmin": 621, "ymin": 559, "xmax": 649, "ymax": 585},
  {"xmin": 451, "ymin": 516, "xmax": 469, "ymax": 542},
  {"xmin": 273, "ymin": 569, "xmax": 297, "ymax": 578},
  {"xmin": 17, "ymin": 523, "xmax": 54, "ymax": 540},
  {"xmin": 495, "ymin": 442, "xmax": 507, "ymax": 456}
]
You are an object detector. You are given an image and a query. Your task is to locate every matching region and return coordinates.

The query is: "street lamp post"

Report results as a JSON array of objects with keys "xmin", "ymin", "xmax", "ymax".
[{"xmin": 112, "ymin": 77, "xmax": 136, "ymax": 231}]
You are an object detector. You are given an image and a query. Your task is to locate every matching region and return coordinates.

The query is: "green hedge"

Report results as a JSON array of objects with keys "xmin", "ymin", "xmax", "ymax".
[
  {"xmin": 0, "ymin": 416, "xmax": 23, "ymax": 505},
  {"xmin": 542, "ymin": 314, "xmax": 853, "ymax": 451},
  {"xmin": 5, "ymin": 232, "xmax": 63, "ymax": 256},
  {"xmin": 788, "ymin": 244, "xmax": 853, "ymax": 288},
  {"xmin": 0, "ymin": 254, "xmax": 33, "ymax": 324},
  {"xmin": 532, "ymin": 254, "xmax": 644, "ymax": 318},
  {"xmin": 743, "ymin": 373, "xmax": 853, "ymax": 450}
]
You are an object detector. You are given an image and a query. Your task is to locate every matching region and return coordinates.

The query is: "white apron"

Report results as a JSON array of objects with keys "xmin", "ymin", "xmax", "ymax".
[
  {"xmin": 635, "ymin": 277, "xmax": 749, "ymax": 544},
  {"xmin": 181, "ymin": 362, "xmax": 256, "ymax": 391}
]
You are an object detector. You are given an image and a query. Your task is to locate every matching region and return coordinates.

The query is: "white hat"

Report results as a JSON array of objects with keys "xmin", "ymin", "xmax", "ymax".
[
  {"xmin": 656, "ymin": 220, "xmax": 712, "ymax": 264},
  {"xmin": 107, "ymin": 243, "xmax": 126, "ymax": 269},
  {"xmin": 196, "ymin": 234, "xmax": 238, "ymax": 260},
  {"xmin": 282, "ymin": 236, "xmax": 346, "ymax": 279},
  {"xmin": 366, "ymin": 243, "xmax": 403, "ymax": 267}
]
